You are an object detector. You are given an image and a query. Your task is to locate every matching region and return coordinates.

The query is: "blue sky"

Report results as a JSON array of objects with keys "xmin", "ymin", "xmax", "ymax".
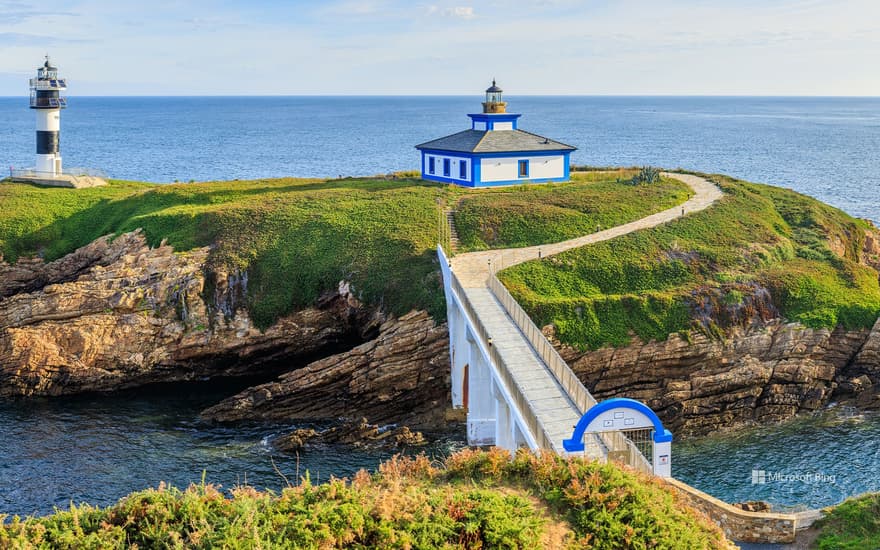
[{"xmin": 0, "ymin": 0, "xmax": 877, "ymax": 96}]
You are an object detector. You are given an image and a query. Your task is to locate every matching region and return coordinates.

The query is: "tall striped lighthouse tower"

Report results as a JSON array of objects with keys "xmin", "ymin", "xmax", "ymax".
[{"xmin": 29, "ymin": 56, "xmax": 67, "ymax": 177}]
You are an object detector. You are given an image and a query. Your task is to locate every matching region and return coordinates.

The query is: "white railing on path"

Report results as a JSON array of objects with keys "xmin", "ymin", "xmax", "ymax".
[
  {"xmin": 487, "ymin": 273, "xmax": 653, "ymax": 474},
  {"xmin": 443, "ymin": 252, "xmax": 557, "ymax": 451},
  {"xmin": 488, "ymin": 275, "xmax": 597, "ymax": 415},
  {"xmin": 439, "ymin": 244, "xmax": 653, "ymax": 473}
]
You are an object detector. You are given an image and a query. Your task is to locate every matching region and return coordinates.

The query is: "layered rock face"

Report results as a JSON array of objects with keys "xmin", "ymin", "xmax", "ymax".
[
  {"xmin": 560, "ymin": 319, "xmax": 880, "ymax": 437},
  {"xmin": 201, "ymin": 310, "xmax": 451, "ymax": 429},
  {"xmin": 0, "ymin": 231, "xmax": 383, "ymax": 397}
]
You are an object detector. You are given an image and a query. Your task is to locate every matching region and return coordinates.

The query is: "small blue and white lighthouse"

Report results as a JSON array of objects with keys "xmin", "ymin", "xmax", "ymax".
[
  {"xmin": 416, "ymin": 80, "xmax": 576, "ymax": 187},
  {"xmin": 29, "ymin": 56, "xmax": 67, "ymax": 177}
]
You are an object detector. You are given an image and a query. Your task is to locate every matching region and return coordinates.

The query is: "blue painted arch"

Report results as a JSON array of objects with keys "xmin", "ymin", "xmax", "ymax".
[{"xmin": 562, "ymin": 397, "xmax": 673, "ymax": 452}]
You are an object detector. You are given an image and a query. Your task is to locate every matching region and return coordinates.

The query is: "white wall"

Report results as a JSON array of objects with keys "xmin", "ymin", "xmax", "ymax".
[
  {"xmin": 425, "ymin": 153, "xmax": 470, "ymax": 182},
  {"xmin": 491, "ymin": 121, "xmax": 514, "ymax": 131},
  {"xmin": 36, "ymin": 109, "xmax": 60, "ymax": 131},
  {"xmin": 36, "ymin": 153, "xmax": 59, "ymax": 174},
  {"xmin": 480, "ymin": 155, "xmax": 564, "ymax": 183}
]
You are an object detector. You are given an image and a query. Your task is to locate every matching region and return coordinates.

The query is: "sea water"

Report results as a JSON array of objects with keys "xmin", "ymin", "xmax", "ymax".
[{"xmin": 0, "ymin": 96, "xmax": 879, "ymax": 515}]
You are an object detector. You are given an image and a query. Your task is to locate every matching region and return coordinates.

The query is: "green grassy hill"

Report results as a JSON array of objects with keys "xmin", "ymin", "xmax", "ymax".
[
  {"xmin": 453, "ymin": 169, "xmax": 692, "ymax": 251},
  {"xmin": 499, "ymin": 174, "xmax": 880, "ymax": 350},
  {"xmin": 0, "ymin": 173, "xmax": 690, "ymax": 328},
  {"xmin": 0, "ymin": 449, "xmax": 730, "ymax": 549},
  {"xmin": 814, "ymin": 492, "xmax": 880, "ymax": 549}
]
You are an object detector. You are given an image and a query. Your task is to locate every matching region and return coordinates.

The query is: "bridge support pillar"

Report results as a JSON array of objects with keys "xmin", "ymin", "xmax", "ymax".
[
  {"xmin": 494, "ymin": 390, "xmax": 514, "ymax": 451},
  {"xmin": 492, "ymin": 388, "xmax": 526, "ymax": 452},
  {"xmin": 466, "ymin": 333, "xmax": 496, "ymax": 446},
  {"xmin": 449, "ymin": 304, "xmax": 468, "ymax": 409}
]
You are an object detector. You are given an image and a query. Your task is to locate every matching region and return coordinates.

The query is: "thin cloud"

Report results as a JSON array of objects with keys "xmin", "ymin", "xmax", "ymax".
[
  {"xmin": 0, "ymin": 1, "xmax": 79, "ymax": 24},
  {"xmin": 0, "ymin": 31, "xmax": 93, "ymax": 45},
  {"xmin": 426, "ymin": 5, "xmax": 475, "ymax": 19}
]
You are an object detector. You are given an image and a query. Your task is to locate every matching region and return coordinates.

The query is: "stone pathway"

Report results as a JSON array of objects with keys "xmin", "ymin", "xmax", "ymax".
[
  {"xmin": 450, "ymin": 173, "xmax": 723, "ymax": 287},
  {"xmin": 447, "ymin": 173, "xmax": 723, "ymax": 456}
]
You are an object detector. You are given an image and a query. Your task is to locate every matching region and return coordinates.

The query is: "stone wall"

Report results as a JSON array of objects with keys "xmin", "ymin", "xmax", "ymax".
[{"xmin": 664, "ymin": 478, "xmax": 821, "ymax": 544}]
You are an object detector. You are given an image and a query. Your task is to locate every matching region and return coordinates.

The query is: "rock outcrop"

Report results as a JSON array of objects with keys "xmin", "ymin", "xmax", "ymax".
[
  {"xmin": 273, "ymin": 418, "xmax": 427, "ymax": 453},
  {"xmin": 558, "ymin": 318, "xmax": 880, "ymax": 437},
  {"xmin": 201, "ymin": 310, "xmax": 451, "ymax": 429},
  {"xmin": 0, "ymin": 231, "xmax": 383, "ymax": 397}
]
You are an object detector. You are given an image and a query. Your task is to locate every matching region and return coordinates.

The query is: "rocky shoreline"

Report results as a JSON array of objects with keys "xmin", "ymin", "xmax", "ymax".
[
  {"xmin": 1, "ymin": 230, "xmax": 879, "ymax": 440},
  {"xmin": 559, "ymin": 318, "xmax": 880, "ymax": 437}
]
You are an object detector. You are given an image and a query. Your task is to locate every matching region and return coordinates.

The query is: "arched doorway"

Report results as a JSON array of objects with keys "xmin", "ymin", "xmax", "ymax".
[{"xmin": 563, "ymin": 398, "xmax": 673, "ymax": 478}]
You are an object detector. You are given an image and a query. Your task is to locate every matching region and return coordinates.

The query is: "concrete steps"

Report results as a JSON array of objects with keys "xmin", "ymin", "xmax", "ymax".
[{"xmin": 445, "ymin": 210, "xmax": 461, "ymax": 251}]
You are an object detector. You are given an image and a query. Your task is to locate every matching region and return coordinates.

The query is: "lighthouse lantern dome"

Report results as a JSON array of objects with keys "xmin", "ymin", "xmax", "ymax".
[
  {"xmin": 485, "ymin": 79, "xmax": 503, "ymax": 103},
  {"xmin": 37, "ymin": 56, "xmax": 58, "ymax": 80},
  {"xmin": 482, "ymin": 79, "xmax": 507, "ymax": 114}
]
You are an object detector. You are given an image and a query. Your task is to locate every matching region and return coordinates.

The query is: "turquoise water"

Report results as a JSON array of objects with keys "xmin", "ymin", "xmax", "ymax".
[
  {"xmin": 0, "ymin": 383, "xmax": 465, "ymax": 517},
  {"xmin": 1, "ymin": 96, "xmax": 879, "ymax": 516},
  {"xmin": 675, "ymin": 408, "xmax": 880, "ymax": 511}
]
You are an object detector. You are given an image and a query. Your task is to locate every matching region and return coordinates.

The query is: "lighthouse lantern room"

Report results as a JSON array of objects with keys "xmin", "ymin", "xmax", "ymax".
[{"xmin": 30, "ymin": 56, "xmax": 67, "ymax": 177}]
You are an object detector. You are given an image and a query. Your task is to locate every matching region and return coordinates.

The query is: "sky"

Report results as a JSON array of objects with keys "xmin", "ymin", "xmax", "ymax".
[{"xmin": 0, "ymin": 0, "xmax": 877, "ymax": 96}]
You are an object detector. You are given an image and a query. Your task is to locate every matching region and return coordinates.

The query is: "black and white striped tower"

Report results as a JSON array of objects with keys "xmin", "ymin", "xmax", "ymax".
[{"xmin": 29, "ymin": 56, "xmax": 67, "ymax": 176}]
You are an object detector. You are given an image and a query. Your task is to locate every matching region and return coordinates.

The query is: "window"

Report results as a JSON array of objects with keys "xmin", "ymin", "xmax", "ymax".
[
  {"xmin": 518, "ymin": 160, "xmax": 529, "ymax": 178},
  {"xmin": 428, "ymin": 156, "xmax": 435, "ymax": 174},
  {"xmin": 443, "ymin": 158, "xmax": 451, "ymax": 177},
  {"xmin": 459, "ymin": 160, "xmax": 467, "ymax": 179}
]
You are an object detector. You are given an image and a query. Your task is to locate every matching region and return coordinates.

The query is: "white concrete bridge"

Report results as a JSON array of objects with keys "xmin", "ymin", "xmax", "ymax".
[{"xmin": 439, "ymin": 173, "xmax": 723, "ymax": 476}]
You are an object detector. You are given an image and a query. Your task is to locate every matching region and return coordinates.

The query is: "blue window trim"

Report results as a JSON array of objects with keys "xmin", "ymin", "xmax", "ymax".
[
  {"xmin": 418, "ymin": 150, "xmax": 573, "ymax": 186},
  {"xmin": 518, "ymin": 159, "xmax": 529, "ymax": 178},
  {"xmin": 459, "ymin": 160, "xmax": 467, "ymax": 179},
  {"xmin": 443, "ymin": 158, "xmax": 451, "ymax": 177},
  {"xmin": 428, "ymin": 156, "xmax": 435, "ymax": 174}
]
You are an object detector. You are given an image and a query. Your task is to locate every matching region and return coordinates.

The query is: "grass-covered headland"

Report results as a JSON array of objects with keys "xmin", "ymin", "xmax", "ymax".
[
  {"xmin": 453, "ymin": 169, "xmax": 692, "ymax": 251},
  {"xmin": 0, "ymin": 173, "xmax": 690, "ymax": 328},
  {"xmin": 499, "ymin": 174, "xmax": 880, "ymax": 350},
  {"xmin": 0, "ymin": 449, "xmax": 729, "ymax": 549},
  {"xmin": 814, "ymin": 492, "xmax": 880, "ymax": 549}
]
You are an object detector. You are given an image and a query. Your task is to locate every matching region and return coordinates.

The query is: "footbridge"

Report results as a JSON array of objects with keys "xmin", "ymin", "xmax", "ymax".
[{"xmin": 439, "ymin": 173, "xmax": 723, "ymax": 476}]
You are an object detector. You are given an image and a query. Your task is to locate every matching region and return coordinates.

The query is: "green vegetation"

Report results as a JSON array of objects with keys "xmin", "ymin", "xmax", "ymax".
[
  {"xmin": 0, "ymin": 449, "xmax": 729, "ymax": 549},
  {"xmin": 452, "ymin": 170, "xmax": 692, "ymax": 251},
  {"xmin": 0, "ymin": 173, "xmax": 693, "ymax": 328},
  {"xmin": 626, "ymin": 166, "xmax": 662, "ymax": 186},
  {"xmin": 815, "ymin": 492, "xmax": 880, "ymax": 549},
  {"xmin": 0, "ymin": 177, "xmax": 447, "ymax": 327},
  {"xmin": 499, "ymin": 175, "xmax": 880, "ymax": 350}
]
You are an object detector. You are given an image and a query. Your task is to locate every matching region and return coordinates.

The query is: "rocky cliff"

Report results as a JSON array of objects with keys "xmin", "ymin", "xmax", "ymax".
[
  {"xmin": 0, "ymin": 231, "xmax": 384, "ymax": 397},
  {"xmin": 4, "ymin": 229, "xmax": 880, "ymax": 439},
  {"xmin": 201, "ymin": 310, "xmax": 451, "ymax": 429},
  {"xmin": 558, "ymin": 318, "xmax": 880, "ymax": 437}
]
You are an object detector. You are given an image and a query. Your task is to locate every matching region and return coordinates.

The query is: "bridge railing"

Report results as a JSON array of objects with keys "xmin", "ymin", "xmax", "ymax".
[
  {"xmin": 440, "ymin": 248, "xmax": 556, "ymax": 451},
  {"xmin": 488, "ymin": 274, "xmax": 654, "ymax": 474},
  {"xmin": 488, "ymin": 275, "xmax": 596, "ymax": 414}
]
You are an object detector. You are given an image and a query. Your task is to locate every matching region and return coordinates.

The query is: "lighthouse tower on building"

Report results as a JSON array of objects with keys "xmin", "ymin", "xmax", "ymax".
[
  {"xmin": 416, "ymin": 80, "xmax": 576, "ymax": 187},
  {"xmin": 29, "ymin": 56, "xmax": 67, "ymax": 177}
]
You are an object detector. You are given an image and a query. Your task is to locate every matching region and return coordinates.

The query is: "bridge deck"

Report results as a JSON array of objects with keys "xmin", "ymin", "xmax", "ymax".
[
  {"xmin": 448, "ymin": 173, "xmax": 722, "ymax": 458},
  {"xmin": 463, "ymin": 286, "xmax": 598, "ymax": 457}
]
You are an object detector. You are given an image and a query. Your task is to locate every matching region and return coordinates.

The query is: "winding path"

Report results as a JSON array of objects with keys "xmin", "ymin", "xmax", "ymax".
[
  {"xmin": 450, "ymin": 172, "xmax": 723, "ymax": 286},
  {"xmin": 444, "ymin": 172, "xmax": 723, "ymax": 456}
]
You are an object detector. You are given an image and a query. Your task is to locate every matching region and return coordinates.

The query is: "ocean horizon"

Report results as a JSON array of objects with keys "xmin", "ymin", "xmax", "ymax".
[{"xmin": 1, "ymin": 95, "xmax": 878, "ymax": 221}]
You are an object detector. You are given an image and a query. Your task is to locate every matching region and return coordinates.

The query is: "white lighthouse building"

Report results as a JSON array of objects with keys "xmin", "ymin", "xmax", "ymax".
[
  {"xmin": 12, "ymin": 57, "xmax": 105, "ymax": 188},
  {"xmin": 30, "ymin": 56, "xmax": 67, "ymax": 177},
  {"xmin": 416, "ymin": 80, "xmax": 576, "ymax": 187}
]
